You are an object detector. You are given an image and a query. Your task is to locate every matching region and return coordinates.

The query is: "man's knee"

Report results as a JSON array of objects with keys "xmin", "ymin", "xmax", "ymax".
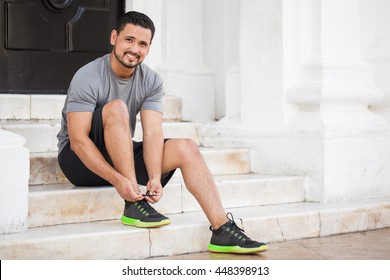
[
  {"xmin": 163, "ymin": 138, "xmax": 203, "ymax": 170},
  {"xmin": 175, "ymin": 138, "xmax": 201, "ymax": 158},
  {"xmin": 102, "ymin": 99, "xmax": 129, "ymax": 124}
]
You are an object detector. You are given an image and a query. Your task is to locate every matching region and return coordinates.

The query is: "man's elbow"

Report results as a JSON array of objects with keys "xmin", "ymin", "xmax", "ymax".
[{"xmin": 69, "ymin": 138, "xmax": 86, "ymax": 154}]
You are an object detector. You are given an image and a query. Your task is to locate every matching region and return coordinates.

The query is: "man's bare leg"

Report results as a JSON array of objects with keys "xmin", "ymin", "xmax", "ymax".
[
  {"xmin": 102, "ymin": 99, "xmax": 141, "ymax": 202},
  {"xmin": 102, "ymin": 103, "xmax": 226, "ymax": 227},
  {"xmin": 162, "ymin": 139, "xmax": 268, "ymax": 254},
  {"xmin": 102, "ymin": 99, "xmax": 170, "ymax": 228},
  {"xmin": 161, "ymin": 139, "xmax": 228, "ymax": 229}
]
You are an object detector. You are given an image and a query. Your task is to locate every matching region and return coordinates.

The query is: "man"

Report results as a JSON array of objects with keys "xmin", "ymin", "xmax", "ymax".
[{"xmin": 57, "ymin": 11, "xmax": 267, "ymax": 254}]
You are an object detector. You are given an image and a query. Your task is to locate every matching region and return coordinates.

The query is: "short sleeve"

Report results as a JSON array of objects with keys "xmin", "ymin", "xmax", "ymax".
[
  {"xmin": 65, "ymin": 68, "xmax": 100, "ymax": 113},
  {"xmin": 140, "ymin": 71, "xmax": 164, "ymax": 113}
]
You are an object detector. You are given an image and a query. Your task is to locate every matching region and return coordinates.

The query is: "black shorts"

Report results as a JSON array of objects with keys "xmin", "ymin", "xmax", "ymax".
[{"xmin": 58, "ymin": 106, "xmax": 176, "ymax": 187}]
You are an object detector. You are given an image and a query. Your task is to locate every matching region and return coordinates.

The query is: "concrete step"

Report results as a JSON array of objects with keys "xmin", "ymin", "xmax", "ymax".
[
  {"xmin": 29, "ymin": 147, "xmax": 252, "ymax": 185},
  {"xmin": 28, "ymin": 174, "xmax": 305, "ymax": 227},
  {"xmin": 0, "ymin": 120, "xmax": 202, "ymax": 153},
  {"xmin": 1, "ymin": 198, "xmax": 389, "ymax": 259},
  {"xmin": 0, "ymin": 94, "xmax": 184, "ymax": 153},
  {"xmin": 0, "ymin": 121, "xmax": 61, "ymax": 153},
  {"xmin": 0, "ymin": 94, "xmax": 182, "ymax": 121}
]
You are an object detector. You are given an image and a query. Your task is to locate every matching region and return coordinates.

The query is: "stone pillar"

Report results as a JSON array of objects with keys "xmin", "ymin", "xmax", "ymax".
[
  {"xmin": 240, "ymin": 0, "xmax": 283, "ymax": 127},
  {"xmin": 219, "ymin": 63, "xmax": 241, "ymax": 124},
  {"xmin": 0, "ymin": 129, "xmax": 29, "ymax": 234},
  {"xmin": 157, "ymin": 0, "xmax": 216, "ymax": 122},
  {"xmin": 367, "ymin": 0, "xmax": 390, "ymax": 122},
  {"xmin": 202, "ymin": 0, "xmax": 390, "ymax": 202},
  {"xmin": 277, "ymin": 0, "xmax": 390, "ymax": 202},
  {"xmin": 286, "ymin": 0, "xmax": 384, "ymax": 127}
]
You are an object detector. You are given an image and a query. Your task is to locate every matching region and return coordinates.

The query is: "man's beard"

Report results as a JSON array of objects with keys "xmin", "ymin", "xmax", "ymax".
[{"xmin": 114, "ymin": 47, "xmax": 141, "ymax": 69}]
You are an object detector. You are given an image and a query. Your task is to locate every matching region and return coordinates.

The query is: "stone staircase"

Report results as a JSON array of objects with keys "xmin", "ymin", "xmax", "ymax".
[{"xmin": 1, "ymin": 94, "xmax": 390, "ymax": 259}]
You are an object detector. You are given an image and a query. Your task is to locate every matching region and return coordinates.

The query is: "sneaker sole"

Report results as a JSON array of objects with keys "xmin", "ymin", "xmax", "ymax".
[
  {"xmin": 121, "ymin": 215, "xmax": 171, "ymax": 228},
  {"xmin": 207, "ymin": 243, "xmax": 268, "ymax": 254}
]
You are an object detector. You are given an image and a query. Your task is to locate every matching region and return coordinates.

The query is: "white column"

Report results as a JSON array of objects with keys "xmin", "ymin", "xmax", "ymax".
[
  {"xmin": 218, "ymin": 63, "xmax": 241, "ymax": 124},
  {"xmin": 279, "ymin": 0, "xmax": 390, "ymax": 202},
  {"xmin": 366, "ymin": 0, "xmax": 390, "ymax": 122},
  {"xmin": 203, "ymin": 0, "xmax": 390, "ymax": 202},
  {"xmin": 240, "ymin": 0, "xmax": 283, "ymax": 127},
  {"xmin": 201, "ymin": 0, "xmax": 283, "ymax": 145},
  {"xmin": 0, "ymin": 129, "xmax": 29, "ymax": 234},
  {"xmin": 286, "ymin": 0, "xmax": 385, "ymax": 127},
  {"xmin": 202, "ymin": 0, "xmax": 241, "ymax": 121},
  {"xmin": 158, "ymin": 0, "xmax": 216, "ymax": 122}
]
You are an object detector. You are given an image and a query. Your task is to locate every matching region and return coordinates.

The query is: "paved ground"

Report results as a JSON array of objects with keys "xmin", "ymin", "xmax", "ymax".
[
  {"xmin": 4, "ymin": 228, "xmax": 389, "ymax": 280},
  {"xmin": 151, "ymin": 227, "xmax": 390, "ymax": 260}
]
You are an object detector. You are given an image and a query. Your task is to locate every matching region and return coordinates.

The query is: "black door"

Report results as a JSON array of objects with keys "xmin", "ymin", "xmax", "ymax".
[{"xmin": 0, "ymin": 0, "xmax": 124, "ymax": 94}]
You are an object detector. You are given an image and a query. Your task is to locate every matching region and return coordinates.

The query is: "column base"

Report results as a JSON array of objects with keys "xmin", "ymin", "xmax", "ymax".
[
  {"xmin": 202, "ymin": 123, "xmax": 390, "ymax": 203},
  {"xmin": 0, "ymin": 129, "xmax": 29, "ymax": 234}
]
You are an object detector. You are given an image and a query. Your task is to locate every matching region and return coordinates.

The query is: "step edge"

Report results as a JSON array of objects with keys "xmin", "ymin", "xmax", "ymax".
[{"xmin": 1, "ymin": 199, "xmax": 389, "ymax": 259}]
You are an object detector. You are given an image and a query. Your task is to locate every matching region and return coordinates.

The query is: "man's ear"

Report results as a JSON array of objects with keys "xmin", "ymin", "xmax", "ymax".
[{"xmin": 110, "ymin": 30, "xmax": 117, "ymax": 46}]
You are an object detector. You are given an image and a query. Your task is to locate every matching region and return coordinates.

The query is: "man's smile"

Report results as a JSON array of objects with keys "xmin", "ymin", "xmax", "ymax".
[{"xmin": 124, "ymin": 52, "xmax": 139, "ymax": 60}]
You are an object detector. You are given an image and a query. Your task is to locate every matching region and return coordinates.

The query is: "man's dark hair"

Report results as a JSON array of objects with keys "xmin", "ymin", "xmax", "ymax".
[{"xmin": 115, "ymin": 11, "xmax": 156, "ymax": 41}]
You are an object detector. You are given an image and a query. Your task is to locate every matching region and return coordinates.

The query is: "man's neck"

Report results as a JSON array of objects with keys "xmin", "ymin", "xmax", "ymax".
[{"xmin": 109, "ymin": 52, "xmax": 136, "ymax": 79}]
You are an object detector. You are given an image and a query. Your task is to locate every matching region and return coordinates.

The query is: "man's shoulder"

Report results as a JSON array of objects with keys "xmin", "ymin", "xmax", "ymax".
[
  {"xmin": 137, "ymin": 63, "xmax": 162, "ymax": 84},
  {"xmin": 73, "ymin": 55, "xmax": 108, "ymax": 82}
]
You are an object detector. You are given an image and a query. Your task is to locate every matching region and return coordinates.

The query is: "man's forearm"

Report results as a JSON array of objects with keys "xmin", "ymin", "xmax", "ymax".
[
  {"xmin": 70, "ymin": 138, "xmax": 124, "ymax": 185},
  {"xmin": 142, "ymin": 130, "xmax": 164, "ymax": 181}
]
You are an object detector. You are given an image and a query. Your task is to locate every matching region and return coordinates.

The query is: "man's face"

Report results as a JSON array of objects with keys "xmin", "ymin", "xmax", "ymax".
[{"xmin": 110, "ymin": 23, "xmax": 152, "ymax": 69}]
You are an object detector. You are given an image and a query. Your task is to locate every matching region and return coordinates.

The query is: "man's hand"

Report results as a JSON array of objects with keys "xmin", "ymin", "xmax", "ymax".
[
  {"xmin": 145, "ymin": 178, "xmax": 163, "ymax": 203},
  {"xmin": 114, "ymin": 176, "xmax": 143, "ymax": 202}
]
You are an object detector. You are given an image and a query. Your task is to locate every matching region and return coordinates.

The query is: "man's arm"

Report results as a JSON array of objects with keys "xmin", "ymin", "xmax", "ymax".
[
  {"xmin": 67, "ymin": 111, "xmax": 142, "ymax": 202},
  {"xmin": 140, "ymin": 109, "xmax": 164, "ymax": 203}
]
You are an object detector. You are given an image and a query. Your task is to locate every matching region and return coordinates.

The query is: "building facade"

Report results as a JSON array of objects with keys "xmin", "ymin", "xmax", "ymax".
[
  {"xmin": 133, "ymin": 0, "xmax": 390, "ymax": 202},
  {"xmin": 1, "ymin": 0, "xmax": 390, "ymax": 233}
]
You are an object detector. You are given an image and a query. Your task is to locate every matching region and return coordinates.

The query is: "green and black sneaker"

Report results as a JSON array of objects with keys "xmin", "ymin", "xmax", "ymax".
[
  {"xmin": 208, "ymin": 213, "xmax": 268, "ymax": 254},
  {"xmin": 121, "ymin": 199, "xmax": 171, "ymax": 228}
]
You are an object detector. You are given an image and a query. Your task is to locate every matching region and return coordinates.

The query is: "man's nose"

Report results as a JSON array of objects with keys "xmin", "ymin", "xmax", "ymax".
[{"xmin": 129, "ymin": 42, "xmax": 138, "ymax": 53}]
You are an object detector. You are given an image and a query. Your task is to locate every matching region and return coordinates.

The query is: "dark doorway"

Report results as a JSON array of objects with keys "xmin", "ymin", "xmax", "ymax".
[{"xmin": 0, "ymin": 0, "xmax": 124, "ymax": 94}]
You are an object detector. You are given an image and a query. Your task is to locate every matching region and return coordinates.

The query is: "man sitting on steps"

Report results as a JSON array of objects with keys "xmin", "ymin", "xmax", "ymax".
[{"xmin": 56, "ymin": 10, "xmax": 267, "ymax": 255}]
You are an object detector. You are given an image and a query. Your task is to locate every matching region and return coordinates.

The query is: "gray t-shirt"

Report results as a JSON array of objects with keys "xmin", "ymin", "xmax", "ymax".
[{"xmin": 57, "ymin": 54, "xmax": 164, "ymax": 154}]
